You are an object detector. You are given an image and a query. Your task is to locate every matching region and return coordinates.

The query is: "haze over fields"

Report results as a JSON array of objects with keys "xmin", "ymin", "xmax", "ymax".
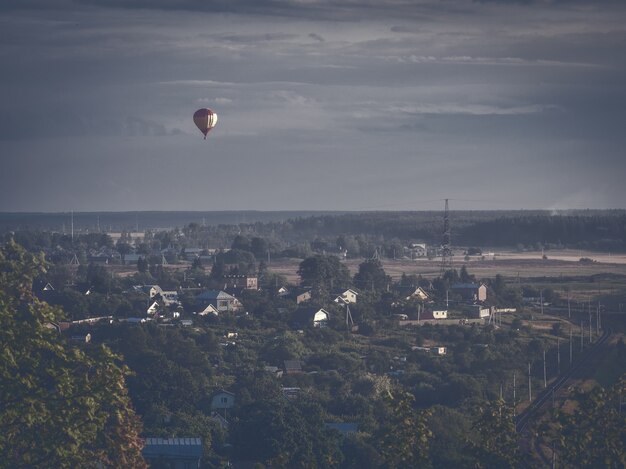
[{"xmin": 2, "ymin": 0, "xmax": 626, "ymax": 212}]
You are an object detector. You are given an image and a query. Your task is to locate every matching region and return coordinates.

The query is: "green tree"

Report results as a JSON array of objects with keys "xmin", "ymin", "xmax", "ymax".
[
  {"xmin": 375, "ymin": 389, "xmax": 432, "ymax": 468},
  {"xmin": 548, "ymin": 377, "xmax": 626, "ymax": 468},
  {"xmin": 353, "ymin": 259, "xmax": 390, "ymax": 292},
  {"xmin": 466, "ymin": 398, "xmax": 520, "ymax": 469},
  {"xmin": 298, "ymin": 255, "xmax": 351, "ymax": 299},
  {"xmin": 137, "ymin": 256, "xmax": 148, "ymax": 273},
  {"xmin": 0, "ymin": 240, "xmax": 146, "ymax": 468}
]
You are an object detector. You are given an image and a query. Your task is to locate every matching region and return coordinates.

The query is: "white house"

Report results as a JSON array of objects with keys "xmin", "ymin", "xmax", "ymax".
[
  {"xmin": 334, "ymin": 289, "xmax": 358, "ymax": 305},
  {"xmin": 408, "ymin": 243, "xmax": 427, "ymax": 258},
  {"xmin": 293, "ymin": 307, "xmax": 329, "ymax": 328},
  {"xmin": 160, "ymin": 290, "xmax": 180, "ymax": 306},
  {"xmin": 420, "ymin": 310, "xmax": 448, "ymax": 320},
  {"xmin": 405, "ymin": 286, "xmax": 430, "ymax": 301},
  {"xmin": 197, "ymin": 303, "xmax": 219, "ymax": 316},
  {"xmin": 147, "ymin": 301, "xmax": 160, "ymax": 315},
  {"xmin": 470, "ymin": 305, "xmax": 491, "ymax": 318}
]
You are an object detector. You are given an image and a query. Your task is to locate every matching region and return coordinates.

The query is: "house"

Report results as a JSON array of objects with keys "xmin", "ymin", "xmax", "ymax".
[
  {"xmin": 469, "ymin": 305, "xmax": 491, "ymax": 318},
  {"xmin": 223, "ymin": 274, "xmax": 258, "ymax": 291},
  {"xmin": 281, "ymin": 387, "xmax": 301, "ymax": 399},
  {"xmin": 288, "ymin": 287, "xmax": 312, "ymax": 304},
  {"xmin": 431, "ymin": 347, "xmax": 447, "ymax": 355},
  {"xmin": 211, "ymin": 412, "xmax": 230, "ymax": 430},
  {"xmin": 405, "ymin": 286, "xmax": 430, "ymax": 302},
  {"xmin": 292, "ymin": 307, "xmax": 329, "ymax": 328},
  {"xmin": 160, "ymin": 290, "xmax": 180, "ymax": 306},
  {"xmin": 123, "ymin": 253, "xmax": 144, "ymax": 265},
  {"xmin": 120, "ymin": 317, "xmax": 153, "ymax": 324},
  {"xmin": 197, "ymin": 303, "xmax": 219, "ymax": 316},
  {"xmin": 87, "ymin": 253, "xmax": 109, "ymax": 264},
  {"xmin": 142, "ymin": 437, "xmax": 202, "ymax": 469},
  {"xmin": 276, "ymin": 286, "xmax": 290, "ymax": 297},
  {"xmin": 183, "ymin": 247, "xmax": 203, "ymax": 261},
  {"xmin": 196, "ymin": 290, "xmax": 242, "ymax": 313},
  {"xmin": 210, "ymin": 390, "xmax": 235, "ymax": 411},
  {"xmin": 42, "ymin": 282, "xmax": 55, "ymax": 292},
  {"xmin": 147, "ymin": 301, "xmax": 160, "ymax": 315},
  {"xmin": 420, "ymin": 310, "xmax": 448, "ymax": 320},
  {"xmin": 451, "ymin": 283, "xmax": 487, "ymax": 302},
  {"xmin": 407, "ymin": 243, "xmax": 427, "ymax": 258},
  {"xmin": 70, "ymin": 333, "xmax": 91, "ymax": 344},
  {"xmin": 264, "ymin": 366, "xmax": 283, "ymax": 378},
  {"xmin": 333, "ymin": 289, "xmax": 358, "ymax": 305},
  {"xmin": 283, "ymin": 360, "xmax": 303, "ymax": 375},
  {"xmin": 133, "ymin": 284, "xmax": 163, "ymax": 299}
]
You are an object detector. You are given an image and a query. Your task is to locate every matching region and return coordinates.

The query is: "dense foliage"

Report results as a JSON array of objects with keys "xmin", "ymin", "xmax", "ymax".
[{"xmin": 0, "ymin": 241, "xmax": 146, "ymax": 468}]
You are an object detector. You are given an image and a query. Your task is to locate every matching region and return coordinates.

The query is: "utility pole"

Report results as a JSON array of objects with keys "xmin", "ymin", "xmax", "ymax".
[
  {"xmin": 528, "ymin": 362, "xmax": 532, "ymax": 401},
  {"xmin": 540, "ymin": 290, "xmax": 544, "ymax": 315},
  {"xmin": 568, "ymin": 292, "xmax": 571, "ymax": 318},
  {"xmin": 345, "ymin": 304, "xmax": 354, "ymax": 330},
  {"xmin": 543, "ymin": 350, "xmax": 547, "ymax": 388},
  {"xmin": 71, "ymin": 210, "xmax": 74, "ymax": 243},
  {"xmin": 440, "ymin": 198, "xmax": 452, "ymax": 273},
  {"xmin": 580, "ymin": 320, "xmax": 584, "ymax": 352},
  {"xmin": 557, "ymin": 337, "xmax": 560, "ymax": 375},
  {"xmin": 569, "ymin": 327, "xmax": 573, "ymax": 365},
  {"xmin": 513, "ymin": 372, "xmax": 517, "ymax": 416}
]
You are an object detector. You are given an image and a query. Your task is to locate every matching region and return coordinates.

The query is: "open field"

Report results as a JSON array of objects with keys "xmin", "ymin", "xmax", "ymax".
[{"xmin": 267, "ymin": 249, "xmax": 626, "ymax": 284}]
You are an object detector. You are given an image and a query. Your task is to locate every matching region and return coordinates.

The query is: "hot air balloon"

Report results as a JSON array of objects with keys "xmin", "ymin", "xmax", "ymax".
[{"xmin": 193, "ymin": 108, "xmax": 218, "ymax": 139}]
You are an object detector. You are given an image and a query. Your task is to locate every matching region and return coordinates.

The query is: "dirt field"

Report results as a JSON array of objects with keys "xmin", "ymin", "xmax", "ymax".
[{"xmin": 267, "ymin": 249, "xmax": 626, "ymax": 284}]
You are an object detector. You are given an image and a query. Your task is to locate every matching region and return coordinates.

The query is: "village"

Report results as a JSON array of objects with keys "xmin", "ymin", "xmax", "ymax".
[{"xmin": 15, "ymin": 216, "xmax": 622, "ymax": 468}]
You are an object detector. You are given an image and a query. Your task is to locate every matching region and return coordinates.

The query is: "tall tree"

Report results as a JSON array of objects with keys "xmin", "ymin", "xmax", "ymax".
[
  {"xmin": 547, "ymin": 378, "xmax": 626, "ymax": 468},
  {"xmin": 353, "ymin": 259, "xmax": 390, "ymax": 292},
  {"xmin": 0, "ymin": 240, "xmax": 147, "ymax": 468},
  {"xmin": 466, "ymin": 398, "xmax": 520, "ymax": 469},
  {"xmin": 375, "ymin": 389, "xmax": 433, "ymax": 469},
  {"xmin": 298, "ymin": 255, "xmax": 351, "ymax": 298}
]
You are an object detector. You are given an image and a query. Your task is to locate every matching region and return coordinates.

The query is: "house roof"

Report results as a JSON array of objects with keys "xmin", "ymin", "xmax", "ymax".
[
  {"xmin": 196, "ymin": 290, "xmax": 235, "ymax": 301},
  {"xmin": 283, "ymin": 360, "xmax": 303, "ymax": 373},
  {"xmin": 143, "ymin": 438, "xmax": 203, "ymax": 459},
  {"xmin": 293, "ymin": 307, "xmax": 328, "ymax": 324},
  {"xmin": 211, "ymin": 389, "xmax": 235, "ymax": 398}
]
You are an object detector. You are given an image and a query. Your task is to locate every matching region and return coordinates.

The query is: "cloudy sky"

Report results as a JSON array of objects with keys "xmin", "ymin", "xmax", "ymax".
[{"xmin": 1, "ymin": 0, "xmax": 625, "ymax": 211}]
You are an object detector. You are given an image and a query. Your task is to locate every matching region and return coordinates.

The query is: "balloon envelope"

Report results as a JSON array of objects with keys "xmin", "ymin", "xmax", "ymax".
[{"xmin": 193, "ymin": 108, "xmax": 218, "ymax": 139}]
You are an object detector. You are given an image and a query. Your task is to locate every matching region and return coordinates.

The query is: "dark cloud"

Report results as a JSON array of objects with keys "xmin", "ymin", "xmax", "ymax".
[{"xmin": 308, "ymin": 33, "xmax": 325, "ymax": 42}]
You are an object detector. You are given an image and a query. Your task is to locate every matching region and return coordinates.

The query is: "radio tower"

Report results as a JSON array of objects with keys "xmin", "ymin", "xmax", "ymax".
[{"xmin": 440, "ymin": 198, "xmax": 453, "ymax": 273}]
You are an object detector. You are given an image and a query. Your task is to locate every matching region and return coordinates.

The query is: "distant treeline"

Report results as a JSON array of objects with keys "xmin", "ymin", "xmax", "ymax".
[
  {"xmin": 255, "ymin": 211, "xmax": 626, "ymax": 251},
  {"xmin": 458, "ymin": 214, "xmax": 626, "ymax": 250},
  {"xmin": 3, "ymin": 210, "xmax": 626, "ymax": 252},
  {"xmin": 0, "ymin": 210, "xmax": 343, "ymax": 233}
]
